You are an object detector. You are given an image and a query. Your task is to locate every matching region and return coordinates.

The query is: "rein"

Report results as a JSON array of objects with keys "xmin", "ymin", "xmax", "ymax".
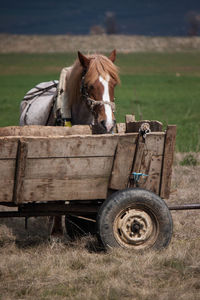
[{"xmin": 80, "ymin": 72, "xmax": 116, "ymax": 113}]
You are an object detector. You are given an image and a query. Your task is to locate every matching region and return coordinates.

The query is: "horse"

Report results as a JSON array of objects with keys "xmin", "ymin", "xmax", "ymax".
[{"xmin": 20, "ymin": 49, "xmax": 120, "ymax": 239}]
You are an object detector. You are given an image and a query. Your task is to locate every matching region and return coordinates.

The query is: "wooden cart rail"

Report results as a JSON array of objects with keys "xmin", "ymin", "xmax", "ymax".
[{"xmin": 0, "ymin": 119, "xmax": 176, "ymax": 205}]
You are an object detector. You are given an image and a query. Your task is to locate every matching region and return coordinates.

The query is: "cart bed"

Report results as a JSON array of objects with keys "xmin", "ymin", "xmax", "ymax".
[{"xmin": 0, "ymin": 120, "xmax": 176, "ymax": 205}]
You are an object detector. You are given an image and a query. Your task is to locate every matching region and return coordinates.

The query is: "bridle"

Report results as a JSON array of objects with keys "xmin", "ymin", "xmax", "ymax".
[{"xmin": 80, "ymin": 71, "xmax": 116, "ymax": 116}]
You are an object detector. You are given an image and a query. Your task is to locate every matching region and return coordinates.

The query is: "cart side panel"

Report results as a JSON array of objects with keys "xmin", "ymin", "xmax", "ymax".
[
  {"xmin": 0, "ymin": 160, "xmax": 15, "ymax": 202},
  {"xmin": 24, "ymin": 135, "xmax": 118, "ymax": 158},
  {"xmin": 131, "ymin": 133, "xmax": 165, "ymax": 195},
  {"xmin": 109, "ymin": 138, "xmax": 137, "ymax": 190},
  {"xmin": 0, "ymin": 137, "xmax": 18, "ymax": 158},
  {"xmin": 0, "ymin": 125, "xmax": 91, "ymax": 137},
  {"xmin": 160, "ymin": 125, "xmax": 176, "ymax": 199},
  {"xmin": 22, "ymin": 178, "xmax": 110, "ymax": 202},
  {"xmin": 22, "ymin": 157, "xmax": 113, "ymax": 202},
  {"xmin": 14, "ymin": 135, "xmax": 121, "ymax": 203},
  {"xmin": 0, "ymin": 137, "xmax": 18, "ymax": 202}
]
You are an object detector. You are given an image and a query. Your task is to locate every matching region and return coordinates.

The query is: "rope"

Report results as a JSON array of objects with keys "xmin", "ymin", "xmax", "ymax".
[
  {"xmin": 81, "ymin": 73, "xmax": 116, "ymax": 113},
  {"xmin": 86, "ymin": 97, "xmax": 116, "ymax": 112}
]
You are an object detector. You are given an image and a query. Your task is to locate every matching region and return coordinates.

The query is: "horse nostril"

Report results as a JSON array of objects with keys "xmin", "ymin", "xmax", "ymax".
[{"xmin": 100, "ymin": 120, "xmax": 107, "ymax": 130}]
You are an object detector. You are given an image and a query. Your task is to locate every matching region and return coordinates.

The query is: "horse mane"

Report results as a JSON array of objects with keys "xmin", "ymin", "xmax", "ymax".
[{"xmin": 66, "ymin": 54, "xmax": 120, "ymax": 107}]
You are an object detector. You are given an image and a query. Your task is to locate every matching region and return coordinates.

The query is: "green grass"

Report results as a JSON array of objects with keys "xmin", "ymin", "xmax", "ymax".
[{"xmin": 0, "ymin": 53, "xmax": 200, "ymax": 151}]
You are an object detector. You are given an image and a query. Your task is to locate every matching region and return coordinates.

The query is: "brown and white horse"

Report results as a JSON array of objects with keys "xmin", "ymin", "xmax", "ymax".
[
  {"xmin": 66, "ymin": 50, "xmax": 120, "ymax": 133},
  {"xmin": 20, "ymin": 50, "xmax": 120, "ymax": 239}
]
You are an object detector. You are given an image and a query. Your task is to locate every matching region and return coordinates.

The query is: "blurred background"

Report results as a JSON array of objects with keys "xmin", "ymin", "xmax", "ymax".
[
  {"xmin": 0, "ymin": 0, "xmax": 200, "ymax": 152},
  {"xmin": 1, "ymin": 0, "xmax": 200, "ymax": 36}
]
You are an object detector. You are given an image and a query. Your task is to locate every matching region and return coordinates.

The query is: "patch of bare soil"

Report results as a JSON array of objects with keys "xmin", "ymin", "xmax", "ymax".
[
  {"xmin": 1, "ymin": 34, "xmax": 200, "ymax": 53},
  {"xmin": 0, "ymin": 153, "xmax": 199, "ymax": 299}
]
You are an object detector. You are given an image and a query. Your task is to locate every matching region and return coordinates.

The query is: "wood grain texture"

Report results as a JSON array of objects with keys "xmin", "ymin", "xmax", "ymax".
[
  {"xmin": 0, "ymin": 137, "xmax": 18, "ymax": 159},
  {"xmin": 19, "ymin": 135, "xmax": 119, "ymax": 158},
  {"xmin": 12, "ymin": 139, "xmax": 28, "ymax": 204},
  {"xmin": 22, "ymin": 178, "xmax": 109, "ymax": 202},
  {"xmin": 130, "ymin": 133, "xmax": 165, "ymax": 195},
  {"xmin": 109, "ymin": 140, "xmax": 136, "ymax": 190},
  {"xmin": 0, "ymin": 160, "xmax": 15, "ymax": 179},
  {"xmin": 160, "ymin": 125, "xmax": 176, "ymax": 199},
  {"xmin": 143, "ymin": 155, "xmax": 163, "ymax": 194},
  {"xmin": 0, "ymin": 125, "xmax": 92, "ymax": 137},
  {"xmin": 0, "ymin": 180, "xmax": 14, "ymax": 202},
  {"xmin": 132, "ymin": 138, "xmax": 145, "ymax": 173},
  {"xmin": 144, "ymin": 133, "xmax": 165, "ymax": 155},
  {"xmin": 116, "ymin": 123, "xmax": 126, "ymax": 133},
  {"xmin": 125, "ymin": 114, "xmax": 136, "ymax": 132},
  {"xmin": 26, "ymin": 157, "xmax": 113, "ymax": 179},
  {"xmin": 0, "ymin": 135, "xmax": 119, "ymax": 159},
  {"xmin": 0, "ymin": 129, "xmax": 170, "ymax": 203}
]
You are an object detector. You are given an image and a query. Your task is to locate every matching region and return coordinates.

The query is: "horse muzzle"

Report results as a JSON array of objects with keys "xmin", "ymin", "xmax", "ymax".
[{"xmin": 99, "ymin": 119, "xmax": 116, "ymax": 133}]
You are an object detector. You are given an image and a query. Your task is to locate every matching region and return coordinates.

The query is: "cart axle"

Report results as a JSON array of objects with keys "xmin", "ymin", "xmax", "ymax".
[{"xmin": 169, "ymin": 203, "xmax": 200, "ymax": 210}]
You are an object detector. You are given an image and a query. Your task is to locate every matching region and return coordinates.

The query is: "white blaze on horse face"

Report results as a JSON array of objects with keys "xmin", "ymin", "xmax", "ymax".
[{"xmin": 99, "ymin": 75, "xmax": 113, "ymax": 131}]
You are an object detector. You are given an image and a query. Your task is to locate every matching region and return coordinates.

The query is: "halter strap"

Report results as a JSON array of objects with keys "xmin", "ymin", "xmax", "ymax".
[
  {"xmin": 80, "ymin": 73, "xmax": 115, "ymax": 113},
  {"xmin": 86, "ymin": 97, "xmax": 115, "ymax": 112}
]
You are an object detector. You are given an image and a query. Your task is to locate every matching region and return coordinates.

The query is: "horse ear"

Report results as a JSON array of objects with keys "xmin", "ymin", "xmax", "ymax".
[
  {"xmin": 78, "ymin": 51, "xmax": 90, "ymax": 69},
  {"xmin": 108, "ymin": 49, "xmax": 116, "ymax": 62}
]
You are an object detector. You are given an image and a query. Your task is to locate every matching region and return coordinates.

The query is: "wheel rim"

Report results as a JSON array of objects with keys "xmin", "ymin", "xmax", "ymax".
[{"xmin": 113, "ymin": 207, "xmax": 158, "ymax": 249}]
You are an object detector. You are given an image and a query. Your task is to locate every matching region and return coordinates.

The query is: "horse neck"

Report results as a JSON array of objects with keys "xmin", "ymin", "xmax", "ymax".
[{"xmin": 71, "ymin": 98, "xmax": 93, "ymax": 125}]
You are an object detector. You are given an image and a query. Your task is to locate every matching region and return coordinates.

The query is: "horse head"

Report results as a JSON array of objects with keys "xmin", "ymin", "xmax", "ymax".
[{"xmin": 77, "ymin": 50, "xmax": 120, "ymax": 133}]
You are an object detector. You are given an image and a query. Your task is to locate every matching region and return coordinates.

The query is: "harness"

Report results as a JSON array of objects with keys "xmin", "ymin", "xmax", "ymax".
[
  {"xmin": 80, "ymin": 71, "xmax": 116, "ymax": 115},
  {"xmin": 20, "ymin": 69, "xmax": 116, "ymax": 127},
  {"xmin": 22, "ymin": 81, "xmax": 58, "ymax": 105}
]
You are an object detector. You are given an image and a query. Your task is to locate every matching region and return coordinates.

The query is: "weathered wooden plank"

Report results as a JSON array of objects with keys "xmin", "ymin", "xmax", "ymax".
[
  {"xmin": 117, "ymin": 133, "xmax": 138, "ymax": 145},
  {"xmin": 160, "ymin": 125, "xmax": 176, "ymax": 199},
  {"xmin": 130, "ymin": 133, "xmax": 165, "ymax": 194},
  {"xmin": 132, "ymin": 138, "xmax": 145, "ymax": 173},
  {"xmin": 0, "ymin": 180, "xmax": 14, "ymax": 202},
  {"xmin": 12, "ymin": 139, "xmax": 28, "ymax": 204},
  {"xmin": 0, "ymin": 137, "xmax": 18, "ymax": 159},
  {"xmin": 0, "ymin": 133, "xmax": 140, "ymax": 159},
  {"xmin": 125, "ymin": 115, "xmax": 136, "ymax": 132},
  {"xmin": 144, "ymin": 133, "xmax": 165, "ymax": 155},
  {"xmin": 139, "ymin": 150, "xmax": 152, "ymax": 175},
  {"xmin": 25, "ymin": 135, "xmax": 118, "ymax": 158},
  {"xmin": 0, "ymin": 125, "xmax": 92, "ymax": 137},
  {"xmin": 143, "ymin": 155, "xmax": 163, "ymax": 194},
  {"xmin": 0, "ymin": 157, "xmax": 15, "ymax": 202},
  {"xmin": 126, "ymin": 120, "xmax": 163, "ymax": 133},
  {"xmin": 26, "ymin": 157, "xmax": 114, "ymax": 179},
  {"xmin": 116, "ymin": 123, "xmax": 126, "ymax": 133},
  {"xmin": 0, "ymin": 160, "xmax": 15, "ymax": 179},
  {"xmin": 0, "ymin": 135, "xmax": 118, "ymax": 159},
  {"xmin": 109, "ymin": 140, "xmax": 136, "ymax": 190},
  {"xmin": 22, "ymin": 178, "xmax": 109, "ymax": 202}
]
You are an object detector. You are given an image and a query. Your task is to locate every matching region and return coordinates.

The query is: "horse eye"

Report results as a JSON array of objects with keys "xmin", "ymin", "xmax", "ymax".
[{"xmin": 89, "ymin": 85, "xmax": 94, "ymax": 90}]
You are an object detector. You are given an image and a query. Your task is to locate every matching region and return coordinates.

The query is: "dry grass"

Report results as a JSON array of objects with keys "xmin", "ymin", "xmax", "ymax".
[
  {"xmin": 1, "ymin": 34, "xmax": 200, "ymax": 53},
  {"xmin": 0, "ymin": 153, "xmax": 200, "ymax": 300}
]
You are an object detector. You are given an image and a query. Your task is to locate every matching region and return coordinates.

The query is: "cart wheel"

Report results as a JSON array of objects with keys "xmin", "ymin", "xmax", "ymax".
[
  {"xmin": 65, "ymin": 214, "xmax": 96, "ymax": 240},
  {"xmin": 97, "ymin": 188, "xmax": 173, "ymax": 250}
]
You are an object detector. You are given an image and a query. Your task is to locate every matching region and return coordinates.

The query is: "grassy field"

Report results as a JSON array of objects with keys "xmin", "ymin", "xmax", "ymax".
[
  {"xmin": 0, "ymin": 153, "xmax": 200, "ymax": 300},
  {"xmin": 0, "ymin": 52, "xmax": 200, "ymax": 151},
  {"xmin": 0, "ymin": 52, "xmax": 200, "ymax": 299}
]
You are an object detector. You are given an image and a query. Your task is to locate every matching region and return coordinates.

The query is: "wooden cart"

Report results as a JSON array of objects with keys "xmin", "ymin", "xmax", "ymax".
[{"xmin": 0, "ymin": 116, "xmax": 177, "ymax": 250}]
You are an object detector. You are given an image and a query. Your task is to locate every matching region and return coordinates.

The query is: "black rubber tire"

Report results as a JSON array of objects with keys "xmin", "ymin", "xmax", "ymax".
[
  {"xmin": 65, "ymin": 214, "xmax": 96, "ymax": 240},
  {"xmin": 97, "ymin": 188, "xmax": 173, "ymax": 251}
]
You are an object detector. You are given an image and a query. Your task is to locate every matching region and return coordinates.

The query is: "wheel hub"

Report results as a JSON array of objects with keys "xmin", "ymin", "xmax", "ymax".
[
  {"xmin": 114, "ymin": 208, "xmax": 157, "ymax": 248},
  {"xmin": 131, "ymin": 220, "xmax": 142, "ymax": 234}
]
